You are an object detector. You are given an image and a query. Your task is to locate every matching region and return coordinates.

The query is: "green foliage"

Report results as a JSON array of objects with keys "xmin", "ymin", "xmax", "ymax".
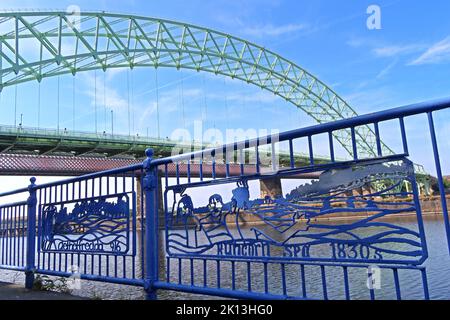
[
  {"xmin": 444, "ymin": 179, "xmax": 450, "ymax": 189},
  {"xmin": 33, "ymin": 275, "xmax": 71, "ymax": 294}
]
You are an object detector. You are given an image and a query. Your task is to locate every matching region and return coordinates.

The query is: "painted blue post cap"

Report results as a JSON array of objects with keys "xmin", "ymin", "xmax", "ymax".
[{"xmin": 145, "ymin": 148, "xmax": 154, "ymax": 158}]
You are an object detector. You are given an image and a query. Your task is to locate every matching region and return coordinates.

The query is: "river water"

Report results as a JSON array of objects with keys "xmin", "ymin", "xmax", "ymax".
[{"xmin": 1, "ymin": 215, "xmax": 449, "ymax": 300}]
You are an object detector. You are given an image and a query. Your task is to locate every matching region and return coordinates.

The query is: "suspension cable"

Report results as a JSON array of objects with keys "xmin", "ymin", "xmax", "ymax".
[
  {"xmin": 14, "ymin": 84, "xmax": 17, "ymax": 128},
  {"xmin": 224, "ymin": 77, "xmax": 229, "ymax": 130},
  {"xmin": 57, "ymin": 75, "xmax": 60, "ymax": 133},
  {"xmin": 131, "ymin": 69, "xmax": 135, "ymax": 136},
  {"xmin": 202, "ymin": 74, "xmax": 208, "ymax": 129},
  {"xmin": 127, "ymin": 69, "xmax": 131, "ymax": 136},
  {"xmin": 38, "ymin": 42, "xmax": 42, "ymax": 129},
  {"xmin": 94, "ymin": 70, "xmax": 97, "ymax": 134},
  {"xmin": 298, "ymin": 102, "xmax": 302, "ymax": 129},
  {"xmin": 72, "ymin": 76, "xmax": 76, "ymax": 132},
  {"xmin": 293, "ymin": 105, "xmax": 297, "ymax": 129},
  {"xmin": 257, "ymin": 87, "xmax": 263, "ymax": 130},
  {"xmin": 242, "ymin": 82, "xmax": 247, "ymax": 127},
  {"xmin": 155, "ymin": 69, "xmax": 160, "ymax": 139},
  {"xmin": 180, "ymin": 72, "xmax": 186, "ymax": 131},
  {"xmin": 104, "ymin": 71, "xmax": 107, "ymax": 133},
  {"xmin": 38, "ymin": 81, "xmax": 41, "ymax": 129}
]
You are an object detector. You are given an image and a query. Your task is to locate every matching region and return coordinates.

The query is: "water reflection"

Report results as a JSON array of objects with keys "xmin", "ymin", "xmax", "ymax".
[{"xmin": 0, "ymin": 215, "xmax": 449, "ymax": 300}]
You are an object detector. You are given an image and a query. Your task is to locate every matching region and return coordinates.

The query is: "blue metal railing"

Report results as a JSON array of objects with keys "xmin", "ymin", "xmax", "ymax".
[
  {"xmin": 0, "ymin": 97, "xmax": 449, "ymax": 300},
  {"xmin": 0, "ymin": 164, "xmax": 146, "ymax": 289},
  {"xmin": 0, "ymin": 201, "xmax": 28, "ymax": 272},
  {"xmin": 152, "ymin": 97, "xmax": 450, "ymax": 254}
]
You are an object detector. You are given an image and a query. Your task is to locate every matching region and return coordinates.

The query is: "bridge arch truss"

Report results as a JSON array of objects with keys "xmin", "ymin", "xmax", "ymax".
[{"xmin": 0, "ymin": 11, "xmax": 392, "ymax": 157}]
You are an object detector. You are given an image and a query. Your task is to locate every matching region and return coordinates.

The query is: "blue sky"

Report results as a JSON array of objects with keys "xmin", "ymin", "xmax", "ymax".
[{"xmin": 1, "ymin": 0, "xmax": 450, "ymax": 175}]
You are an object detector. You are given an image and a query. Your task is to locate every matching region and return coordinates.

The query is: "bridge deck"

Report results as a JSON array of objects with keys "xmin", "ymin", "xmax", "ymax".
[
  {"xmin": 0, "ymin": 125, "xmax": 333, "ymax": 167},
  {"xmin": 0, "ymin": 153, "xmax": 320, "ymax": 179}
]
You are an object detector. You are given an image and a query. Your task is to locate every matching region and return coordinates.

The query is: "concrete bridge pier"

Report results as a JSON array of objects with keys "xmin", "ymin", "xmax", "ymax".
[
  {"xmin": 260, "ymin": 177, "xmax": 284, "ymax": 198},
  {"xmin": 136, "ymin": 174, "xmax": 287, "ymax": 223}
]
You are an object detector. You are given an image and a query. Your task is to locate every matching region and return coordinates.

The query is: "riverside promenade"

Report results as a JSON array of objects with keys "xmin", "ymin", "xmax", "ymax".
[{"xmin": 0, "ymin": 282, "xmax": 86, "ymax": 300}]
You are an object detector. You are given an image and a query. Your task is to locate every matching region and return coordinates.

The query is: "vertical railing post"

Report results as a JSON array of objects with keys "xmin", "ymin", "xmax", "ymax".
[
  {"xmin": 428, "ymin": 112, "xmax": 450, "ymax": 255},
  {"xmin": 143, "ymin": 149, "xmax": 159, "ymax": 300},
  {"xmin": 25, "ymin": 177, "xmax": 37, "ymax": 290}
]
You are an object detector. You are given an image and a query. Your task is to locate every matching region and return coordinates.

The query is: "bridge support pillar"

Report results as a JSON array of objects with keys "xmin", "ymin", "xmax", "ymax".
[{"xmin": 260, "ymin": 177, "xmax": 283, "ymax": 198}]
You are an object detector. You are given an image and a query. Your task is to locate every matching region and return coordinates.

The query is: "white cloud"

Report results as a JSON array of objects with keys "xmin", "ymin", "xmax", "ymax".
[
  {"xmin": 344, "ymin": 86, "xmax": 396, "ymax": 114},
  {"xmin": 346, "ymin": 38, "xmax": 368, "ymax": 48},
  {"xmin": 201, "ymin": 88, "xmax": 280, "ymax": 105},
  {"xmin": 137, "ymin": 101, "xmax": 158, "ymax": 131},
  {"xmin": 81, "ymin": 72, "xmax": 128, "ymax": 112},
  {"xmin": 372, "ymin": 44, "xmax": 424, "ymax": 58},
  {"xmin": 105, "ymin": 68, "xmax": 128, "ymax": 81},
  {"xmin": 409, "ymin": 36, "xmax": 450, "ymax": 65},
  {"xmin": 347, "ymin": 37, "xmax": 424, "ymax": 59},
  {"xmin": 242, "ymin": 23, "xmax": 308, "ymax": 38},
  {"xmin": 134, "ymin": 73, "xmax": 200, "ymax": 99},
  {"xmin": 376, "ymin": 60, "xmax": 397, "ymax": 79},
  {"xmin": 137, "ymin": 87, "xmax": 203, "ymax": 131},
  {"xmin": 225, "ymin": 90, "xmax": 280, "ymax": 104}
]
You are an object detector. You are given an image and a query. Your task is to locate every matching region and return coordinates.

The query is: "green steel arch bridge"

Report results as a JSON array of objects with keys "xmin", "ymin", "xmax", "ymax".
[{"xmin": 0, "ymin": 10, "xmax": 429, "ymax": 184}]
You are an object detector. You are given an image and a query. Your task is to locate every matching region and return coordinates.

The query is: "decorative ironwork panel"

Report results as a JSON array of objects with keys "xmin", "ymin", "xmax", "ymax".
[
  {"xmin": 164, "ymin": 158, "xmax": 427, "ymax": 265},
  {"xmin": 39, "ymin": 193, "xmax": 135, "ymax": 255}
]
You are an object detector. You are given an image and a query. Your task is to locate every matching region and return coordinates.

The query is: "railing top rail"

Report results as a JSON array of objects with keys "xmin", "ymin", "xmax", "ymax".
[
  {"xmin": 0, "ymin": 163, "xmax": 143, "ymax": 196},
  {"xmin": 151, "ymin": 97, "xmax": 450, "ymax": 166},
  {"xmin": 0, "ymin": 200, "xmax": 28, "ymax": 208},
  {"xmin": 34, "ymin": 163, "xmax": 144, "ymax": 190},
  {"xmin": 0, "ymin": 187, "xmax": 29, "ymax": 198},
  {"xmin": 0, "ymin": 165, "xmax": 143, "ymax": 198}
]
